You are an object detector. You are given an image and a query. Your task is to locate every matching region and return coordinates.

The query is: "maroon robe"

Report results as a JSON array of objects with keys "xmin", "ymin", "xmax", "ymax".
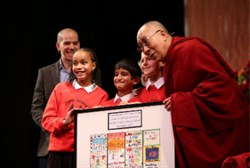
[{"xmin": 163, "ymin": 36, "xmax": 249, "ymax": 168}]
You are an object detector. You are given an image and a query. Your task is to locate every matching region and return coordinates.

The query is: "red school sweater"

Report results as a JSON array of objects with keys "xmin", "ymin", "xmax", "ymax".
[{"xmin": 42, "ymin": 82, "xmax": 108, "ymax": 152}]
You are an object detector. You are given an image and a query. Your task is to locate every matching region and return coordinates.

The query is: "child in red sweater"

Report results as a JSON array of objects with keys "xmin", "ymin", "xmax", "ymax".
[
  {"xmin": 101, "ymin": 58, "xmax": 142, "ymax": 106},
  {"xmin": 42, "ymin": 48, "xmax": 108, "ymax": 168},
  {"xmin": 136, "ymin": 52, "xmax": 166, "ymax": 102}
]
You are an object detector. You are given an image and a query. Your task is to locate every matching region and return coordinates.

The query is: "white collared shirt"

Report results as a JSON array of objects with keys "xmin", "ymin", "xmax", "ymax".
[
  {"xmin": 145, "ymin": 77, "xmax": 165, "ymax": 90},
  {"xmin": 114, "ymin": 93, "xmax": 135, "ymax": 103},
  {"xmin": 72, "ymin": 79, "xmax": 97, "ymax": 93}
]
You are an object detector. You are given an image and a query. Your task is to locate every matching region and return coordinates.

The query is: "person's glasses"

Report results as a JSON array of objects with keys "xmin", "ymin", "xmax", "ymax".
[{"xmin": 137, "ymin": 30, "xmax": 161, "ymax": 52}]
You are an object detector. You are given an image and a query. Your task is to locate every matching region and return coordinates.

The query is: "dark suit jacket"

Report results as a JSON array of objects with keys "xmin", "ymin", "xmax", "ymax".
[{"xmin": 30, "ymin": 60, "xmax": 60, "ymax": 156}]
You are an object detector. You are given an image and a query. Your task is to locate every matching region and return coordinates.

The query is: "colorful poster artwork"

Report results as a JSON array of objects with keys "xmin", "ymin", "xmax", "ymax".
[
  {"xmin": 125, "ymin": 131, "xmax": 143, "ymax": 168},
  {"xmin": 89, "ymin": 129, "xmax": 161, "ymax": 168},
  {"xmin": 143, "ymin": 129, "xmax": 161, "ymax": 168},
  {"xmin": 107, "ymin": 132, "xmax": 125, "ymax": 168},
  {"xmin": 143, "ymin": 129, "xmax": 160, "ymax": 146},
  {"xmin": 90, "ymin": 134, "xmax": 108, "ymax": 168}
]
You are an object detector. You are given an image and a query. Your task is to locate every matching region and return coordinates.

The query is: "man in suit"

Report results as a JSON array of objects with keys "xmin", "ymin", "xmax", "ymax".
[{"xmin": 30, "ymin": 28, "xmax": 80, "ymax": 168}]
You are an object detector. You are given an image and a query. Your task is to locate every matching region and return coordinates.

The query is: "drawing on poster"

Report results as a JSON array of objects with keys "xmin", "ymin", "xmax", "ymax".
[
  {"xmin": 125, "ymin": 130, "xmax": 143, "ymax": 167},
  {"xmin": 143, "ymin": 129, "xmax": 161, "ymax": 168},
  {"xmin": 107, "ymin": 132, "xmax": 126, "ymax": 168},
  {"xmin": 89, "ymin": 129, "xmax": 161, "ymax": 168},
  {"xmin": 144, "ymin": 145, "xmax": 160, "ymax": 162},
  {"xmin": 90, "ymin": 133, "xmax": 107, "ymax": 168}
]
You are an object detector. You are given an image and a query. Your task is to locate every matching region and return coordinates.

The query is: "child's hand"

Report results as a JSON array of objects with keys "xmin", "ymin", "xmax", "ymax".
[{"xmin": 63, "ymin": 108, "xmax": 77, "ymax": 125}]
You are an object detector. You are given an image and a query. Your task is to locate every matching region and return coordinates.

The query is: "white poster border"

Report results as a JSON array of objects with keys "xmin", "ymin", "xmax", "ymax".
[{"xmin": 75, "ymin": 102, "xmax": 175, "ymax": 168}]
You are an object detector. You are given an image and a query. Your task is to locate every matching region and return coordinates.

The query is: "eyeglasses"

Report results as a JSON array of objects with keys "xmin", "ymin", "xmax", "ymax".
[{"xmin": 137, "ymin": 30, "xmax": 161, "ymax": 52}]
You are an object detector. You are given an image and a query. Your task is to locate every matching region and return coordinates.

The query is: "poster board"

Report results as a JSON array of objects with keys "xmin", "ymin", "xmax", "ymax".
[{"xmin": 75, "ymin": 102, "xmax": 175, "ymax": 168}]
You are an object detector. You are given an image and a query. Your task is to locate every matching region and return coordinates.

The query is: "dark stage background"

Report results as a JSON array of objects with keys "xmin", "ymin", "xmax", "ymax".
[{"xmin": 4, "ymin": 1, "xmax": 184, "ymax": 167}]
